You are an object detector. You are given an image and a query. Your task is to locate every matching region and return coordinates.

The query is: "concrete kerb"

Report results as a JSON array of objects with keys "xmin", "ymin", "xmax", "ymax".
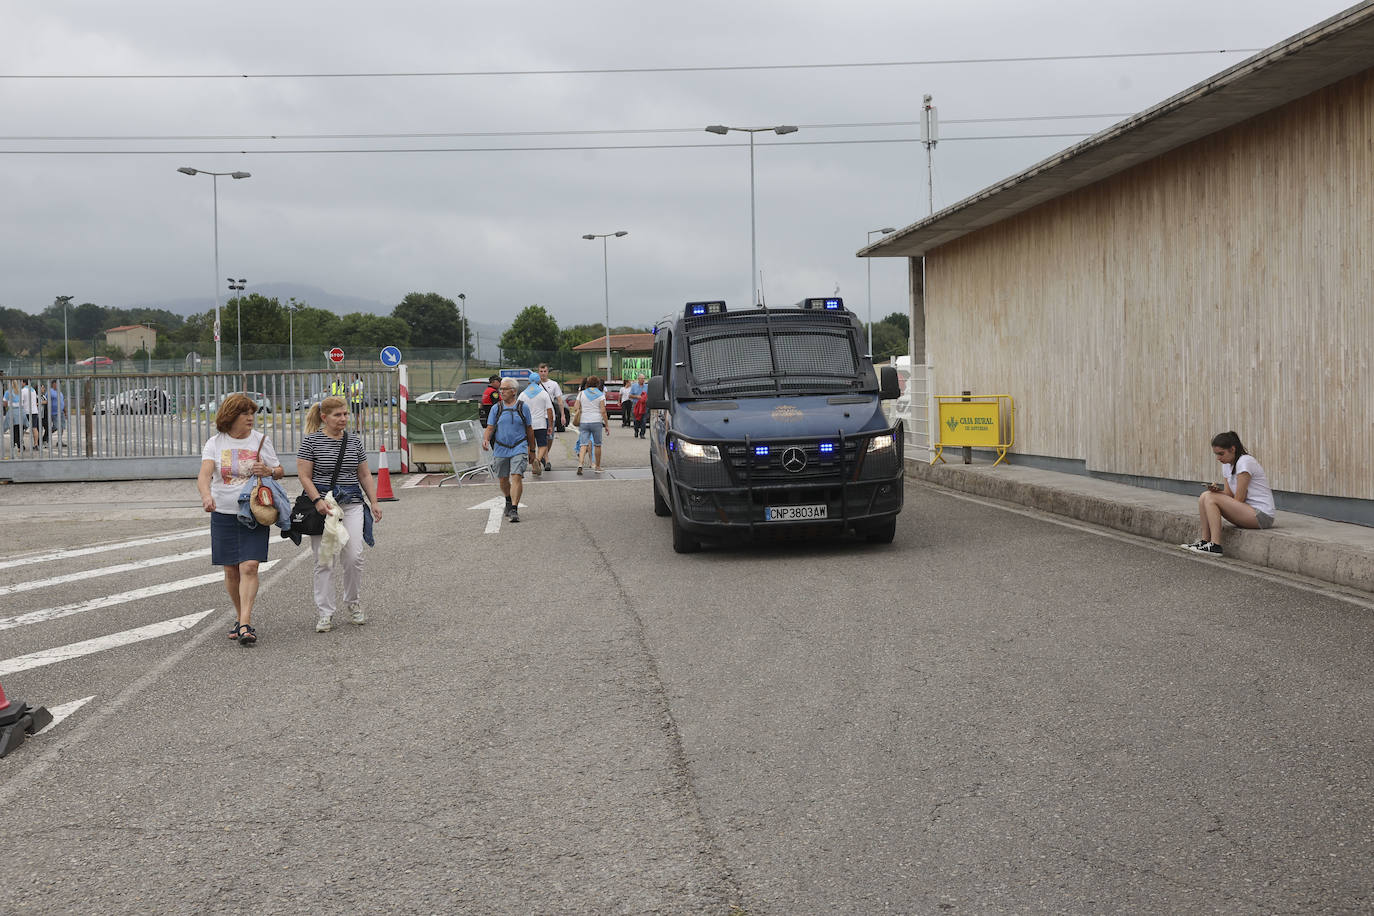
[{"xmin": 906, "ymin": 458, "xmax": 1374, "ymax": 596}]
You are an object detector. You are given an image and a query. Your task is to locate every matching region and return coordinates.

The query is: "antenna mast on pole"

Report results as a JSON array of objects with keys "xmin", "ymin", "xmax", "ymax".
[{"xmin": 921, "ymin": 94, "xmax": 939, "ymax": 216}]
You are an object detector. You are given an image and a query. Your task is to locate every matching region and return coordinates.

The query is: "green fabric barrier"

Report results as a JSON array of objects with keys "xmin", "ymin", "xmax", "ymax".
[{"xmin": 407, "ymin": 400, "xmax": 479, "ymax": 443}]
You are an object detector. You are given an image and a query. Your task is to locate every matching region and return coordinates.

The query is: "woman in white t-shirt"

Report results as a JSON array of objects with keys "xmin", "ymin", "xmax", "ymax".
[
  {"xmin": 196, "ymin": 393, "xmax": 285, "ymax": 645},
  {"xmin": 1184, "ymin": 431, "xmax": 1276, "ymax": 557}
]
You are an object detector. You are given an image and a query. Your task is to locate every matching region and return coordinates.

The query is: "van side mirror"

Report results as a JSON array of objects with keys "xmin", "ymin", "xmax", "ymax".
[
  {"xmin": 879, "ymin": 366, "xmax": 900, "ymax": 400},
  {"xmin": 647, "ymin": 375, "xmax": 668, "ymax": 410}
]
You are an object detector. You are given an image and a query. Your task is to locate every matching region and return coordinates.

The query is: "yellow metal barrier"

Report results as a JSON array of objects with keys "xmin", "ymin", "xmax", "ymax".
[{"xmin": 931, "ymin": 394, "xmax": 1016, "ymax": 467}]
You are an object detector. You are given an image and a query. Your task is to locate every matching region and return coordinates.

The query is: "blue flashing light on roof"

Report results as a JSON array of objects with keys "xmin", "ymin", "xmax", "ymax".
[
  {"xmin": 802, "ymin": 297, "xmax": 846, "ymax": 311},
  {"xmin": 686, "ymin": 300, "xmax": 728, "ymax": 317}
]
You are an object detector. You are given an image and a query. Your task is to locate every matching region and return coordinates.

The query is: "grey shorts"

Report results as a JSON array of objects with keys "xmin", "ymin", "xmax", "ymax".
[
  {"xmin": 1255, "ymin": 510, "xmax": 1275, "ymax": 529},
  {"xmin": 492, "ymin": 453, "xmax": 529, "ymax": 478}
]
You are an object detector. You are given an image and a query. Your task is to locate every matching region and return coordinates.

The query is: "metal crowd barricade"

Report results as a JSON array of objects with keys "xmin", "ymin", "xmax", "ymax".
[{"xmin": 438, "ymin": 419, "xmax": 491, "ymax": 486}]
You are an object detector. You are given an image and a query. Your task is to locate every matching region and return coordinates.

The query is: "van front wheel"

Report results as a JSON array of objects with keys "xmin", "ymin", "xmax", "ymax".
[
  {"xmin": 669, "ymin": 488, "xmax": 700, "ymax": 554},
  {"xmin": 653, "ymin": 478, "xmax": 671, "ymax": 517},
  {"xmin": 864, "ymin": 517, "xmax": 897, "ymax": 544}
]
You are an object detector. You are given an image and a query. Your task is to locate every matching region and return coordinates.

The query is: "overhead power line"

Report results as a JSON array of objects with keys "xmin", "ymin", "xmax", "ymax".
[
  {"xmin": 0, "ymin": 49, "xmax": 1260, "ymax": 80},
  {"xmin": 0, "ymin": 134, "xmax": 1098, "ymax": 155},
  {"xmin": 0, "ymin": 113, "xmax": 1134, "ymax": 143}
]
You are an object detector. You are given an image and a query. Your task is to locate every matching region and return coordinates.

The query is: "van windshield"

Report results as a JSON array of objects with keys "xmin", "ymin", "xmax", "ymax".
[{"xmin": 686, "ymin": 329, "xmax": 862, "ymax": 397}]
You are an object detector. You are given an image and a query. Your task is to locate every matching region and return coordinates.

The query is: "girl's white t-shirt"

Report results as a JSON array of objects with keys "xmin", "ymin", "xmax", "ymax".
[
  {"xmin": 1225, "ymin": 454, "xmax": 1276, "ymax": 517},
  {"xmin": 201, "ymin": 432, "xmax": 279, "ymax": 514}
]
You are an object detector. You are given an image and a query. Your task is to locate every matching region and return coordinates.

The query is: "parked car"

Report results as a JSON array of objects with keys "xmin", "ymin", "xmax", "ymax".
[
  {"xmin": 76, "ymin": 356, "xmax": 114, "ymax": 367},
  {"xmin": 97, "ymin": 387, "xmax": 175, "ymax": 415},
  {"xmin": 455, "ymin": 379, "xmax": 490, "ymax": 402},
  {"xmin": 564, "ymin": 380, "xmax": 624, "ymax": 415},
  {"xmin": 415, "ymin": 389, "xmax": 454, "ymax": 403},
  {"xmin": 198, "ymin": 391, "xmax": 273, "ymax": 414}
]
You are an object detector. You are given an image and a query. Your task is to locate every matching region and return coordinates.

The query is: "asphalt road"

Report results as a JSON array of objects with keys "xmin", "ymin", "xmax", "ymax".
[{"xmin": 2, "ymin": 440, "xmax": 1372, "ymax": 914}]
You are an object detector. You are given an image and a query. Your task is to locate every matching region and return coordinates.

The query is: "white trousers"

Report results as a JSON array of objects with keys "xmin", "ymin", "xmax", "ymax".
[{"xmin": 310, "ymin": 502, "xmax": 365, "ymax": 618}]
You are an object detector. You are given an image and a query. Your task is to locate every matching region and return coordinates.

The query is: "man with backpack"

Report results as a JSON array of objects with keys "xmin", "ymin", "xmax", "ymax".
[{"xmin": 481, "ymin": 378, "xmax": 534, "ymax": 523}]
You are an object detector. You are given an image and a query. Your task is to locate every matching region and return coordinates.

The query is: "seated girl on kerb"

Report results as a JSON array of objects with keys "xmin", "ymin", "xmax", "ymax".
[{"xmin": 1182, "ymin": 431, "xmax": 1276, "ymax": 557}]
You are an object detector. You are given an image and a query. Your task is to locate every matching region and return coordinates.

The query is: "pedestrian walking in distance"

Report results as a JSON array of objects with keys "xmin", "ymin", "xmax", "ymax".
[
  {"xmin": 298, "ymin": 396, "xmax": 383, "ymax": 632},
  {"xmin": 482, "ymin": 379, "xmax": 534, "ymax": 522},
  {"xmin": 197, "ymin": 393, "xmax": 286, "ymax": 646}
]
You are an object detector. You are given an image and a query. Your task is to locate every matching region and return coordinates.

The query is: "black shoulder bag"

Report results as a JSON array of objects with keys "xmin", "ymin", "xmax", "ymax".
[{"xmin": 289, "ymin": 433, "xmax": 348, "ymax": 537}]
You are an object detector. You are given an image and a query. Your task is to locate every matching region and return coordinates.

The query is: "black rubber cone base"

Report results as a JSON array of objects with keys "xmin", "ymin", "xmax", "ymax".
[{"xmin": 0, "ymin": 701, "xmax": 53, "ymax": 759}]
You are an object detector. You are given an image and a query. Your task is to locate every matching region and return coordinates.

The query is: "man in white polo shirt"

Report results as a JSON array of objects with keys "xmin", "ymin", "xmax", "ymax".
[
  {"xmin": 517, "ymin": 370, "xmax": 554, "ymax": 477},
  {"xmin": 537, "ymin": 363, "xmax": 567, "ymax": 471}
]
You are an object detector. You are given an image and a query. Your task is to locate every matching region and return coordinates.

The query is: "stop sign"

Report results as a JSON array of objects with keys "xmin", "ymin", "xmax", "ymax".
[{"xmin": 328, "ymin": 347, "xmax": 345, "ymax": 363}]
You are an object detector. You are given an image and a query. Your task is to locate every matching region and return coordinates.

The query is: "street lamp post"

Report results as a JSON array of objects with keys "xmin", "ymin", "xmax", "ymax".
[
  {"xmin": 458, "ymin": 293, "xmax": 467, "ymax": 381},
  {"xmin": 55, "ymin": 295, "xmax": 73, "ymax": 373},
  {"xmin": 287, "ymin": 298, "xmax": 299, "ymax": 372},
  {"xmin": 705, "ymin": 124, "xmax": 798, "ymax": 306},
  {"xmin": 582, "ymin": 231, "xmax": 628, "ymax": 378},
  {"xmin": 176, "ymin": 167, "xmax": 251, "ymax": 376},
  {"xmin": 865, "ymin": 228, "xmax": 897, "ymax": 355},
  {"xmin": 227, "ymin": 278, "xmax": 246, "ymax": 371}
]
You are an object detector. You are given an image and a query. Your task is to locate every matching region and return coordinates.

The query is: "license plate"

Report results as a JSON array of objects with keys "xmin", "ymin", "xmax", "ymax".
[{"xmin": 764, "ymin": 504, "xmax": 828, "ymax": 522}]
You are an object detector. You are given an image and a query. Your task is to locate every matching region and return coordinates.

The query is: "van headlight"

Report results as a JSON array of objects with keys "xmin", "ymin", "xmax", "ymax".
[
  {"xmin": 678, "ymin": 440, "xmax": 720, "ymax": 461},
  {"xmin": 867, "ymin": 434, "xmax": 894, "ymax": 454}
]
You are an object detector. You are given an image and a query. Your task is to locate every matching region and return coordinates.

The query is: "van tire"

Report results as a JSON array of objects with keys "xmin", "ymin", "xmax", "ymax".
[
  {"xmin": 653, "ymin": 478, "xmax": 671, "ymax": 517},
  {"xmin": 864, "ymin": 517, "xmax": 897, "ymax": 544},
  {"xmin": 669, "ymin": 487, "xmax": 701, "ymax": 553}
]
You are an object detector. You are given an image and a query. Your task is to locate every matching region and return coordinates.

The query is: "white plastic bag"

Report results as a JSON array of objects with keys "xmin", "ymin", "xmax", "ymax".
[{"xmin": 317, "ymin": 492, "xmax": 349, "ymax": 567}]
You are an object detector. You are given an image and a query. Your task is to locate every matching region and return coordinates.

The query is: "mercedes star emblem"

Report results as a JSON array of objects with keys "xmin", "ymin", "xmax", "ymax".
[{"xmin": 781, "ymin": 447, "xmax": 808, "ymax": 473}]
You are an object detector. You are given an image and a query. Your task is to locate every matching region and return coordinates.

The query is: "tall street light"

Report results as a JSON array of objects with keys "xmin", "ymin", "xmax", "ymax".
[
  {"xmin": 582, "ymin": 231, "xmax": 628, "ymax": 378},
  {"xmin": 55, "ymin": 295, "xmax": 73, "ymax": 373},
  {"xmin": 458, "ymin": 292, "xmax": 467, "ymax": 381},
  {"xmin": 866, "ymin": 228, "xmax": 896, "ymax": 355},
  {"xmin": 287, "ymin": 298, "xmax": 299, "ymax": 372},
  {"xmin": 705, "ymin": 124, "xmax": 798, "ymax": 306},
  {"xmin": 227, "ymin": 278, "xmax": 246, "ymax": 371},
  {"xmin": 176, "ymin": 166, "xmax": 251, "ymax": 375}
]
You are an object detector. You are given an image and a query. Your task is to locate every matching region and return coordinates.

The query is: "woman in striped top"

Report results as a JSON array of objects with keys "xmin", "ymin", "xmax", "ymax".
[{"xmin": 297, "ymin": 396, "xmax": 382, "ymax": 633}]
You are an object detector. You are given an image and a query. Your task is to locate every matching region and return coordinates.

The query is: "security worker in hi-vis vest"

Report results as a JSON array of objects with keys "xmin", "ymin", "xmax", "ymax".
[{"xmin": 349, "ymin": 373, "xmax": 365, "ymax": 431}]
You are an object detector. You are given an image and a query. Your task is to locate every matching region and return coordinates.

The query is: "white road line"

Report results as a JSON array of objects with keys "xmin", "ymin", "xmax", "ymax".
[
  {"xmin": 32, "ymin": 696, "xmax": 96, "ymax": 737},
  {"xmin": 0, "ymin": 563, "xmax": 275, "ymax": 632},
  {"xmin": 0, "ymin": 528, "xmax": 207, "ymax": 571},
  {"xmin": 0, "ymin": 610, "xmax": 215, "ymax": 677},
  {"xmin": 469, "ymin": 496, "xmax": 523, "ymax": 533},
  {"xmin": 401, "ymin": 474, "xmax": 425, "ymax": 488},
  {"xmin": 0, "ymin": 549, "xmax": 211, "ymax": 597}
]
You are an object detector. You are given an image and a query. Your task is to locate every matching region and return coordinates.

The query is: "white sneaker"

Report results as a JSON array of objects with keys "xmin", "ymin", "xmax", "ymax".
[
  {"xmin": 315, "ymin": 615, "xmax": 334, "ymax": 632},
  {"xmin": 348, "ymin": 605, "xmax": 366, "ymax": 626}
]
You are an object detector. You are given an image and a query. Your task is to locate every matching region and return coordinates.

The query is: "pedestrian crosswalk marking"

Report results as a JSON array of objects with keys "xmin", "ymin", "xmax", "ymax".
[
  {"xmin": 0, "ymin": 528, "xmax": 207, "ymax": 571},
  {"xmin": 0, "ymin": 563, "xmax": 276, "ymax": 632},
  {"xmin": 0, "ymin": 610, "xmax": 215, "ymax": 676},
  {"xmin": 0, "ymin": 549, "xmax": 211, "ymax": 597}
]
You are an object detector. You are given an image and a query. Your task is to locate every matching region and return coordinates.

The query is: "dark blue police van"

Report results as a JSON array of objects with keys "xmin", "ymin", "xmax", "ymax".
[{"xmin": 647, "ymin": 297, "xmax": 904, "ymax": 552}]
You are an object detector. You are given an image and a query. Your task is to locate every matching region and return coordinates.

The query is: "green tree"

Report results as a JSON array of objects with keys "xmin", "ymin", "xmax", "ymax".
[
  {"xmin": 336, "ymin": 313, "xmax": 411, "ymax": 352},
  {"xmin": 219, "ymin": 294, "xmax": 290, "ymax": 361},
  {"xmin": 393, "ymin": 292, "xmax": 466, "ymax": 350},
  {"xmin": 0, "ymin": 327, "xmax": 9, "ymax": 355},
  {"xmin": 870, "ymin": 321, "xmax": 908, "ymax": 362},
  {"xmin": 881, "ymin": 311, "xmax": 909, "ymax": 339},
  {"xmin": 500, "ymin": 304, "xmax": 559, "ymax": 362},
  {"xmin": 290, "ymin": 306, "xmax": 343, "ymax": 361},
  {"xmin": 557, "ymin": 322, "xmax": 606, "ymax": 351}
]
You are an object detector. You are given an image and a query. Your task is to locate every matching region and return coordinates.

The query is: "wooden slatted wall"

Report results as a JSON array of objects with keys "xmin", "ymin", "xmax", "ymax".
[{"xmin": 926, "ymin": 69, "xmax": 1374, "ymax": 500}]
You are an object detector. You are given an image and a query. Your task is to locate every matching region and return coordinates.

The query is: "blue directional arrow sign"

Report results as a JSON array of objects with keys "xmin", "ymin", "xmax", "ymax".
[{"xmin": 380, "ymin": 346, "xmax": 402, "ymax": 367}]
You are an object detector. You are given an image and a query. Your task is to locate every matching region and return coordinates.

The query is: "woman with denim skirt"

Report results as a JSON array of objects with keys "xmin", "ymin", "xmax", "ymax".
[
  {"xmin": 197, "ymin": 393, "xmax": 285, "ymax": 646},
  {"xmin": 297, "ymin": 396, "xmax": 382, "ymax": 633}
]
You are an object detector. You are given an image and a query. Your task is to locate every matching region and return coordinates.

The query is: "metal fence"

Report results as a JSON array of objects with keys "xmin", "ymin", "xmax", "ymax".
[{"xmin": 1, "ymin": 369, "xmax": 399, "ymax": 482}]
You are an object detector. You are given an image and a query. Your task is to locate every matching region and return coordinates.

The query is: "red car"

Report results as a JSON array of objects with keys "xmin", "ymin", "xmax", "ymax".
[{"xmin": 564, "ymin": 380, "xmax": 624, "ymax": 416}]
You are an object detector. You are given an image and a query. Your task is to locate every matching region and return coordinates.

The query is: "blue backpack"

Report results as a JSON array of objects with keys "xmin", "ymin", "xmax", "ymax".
[{"xmin": 489, "ymin": 400, "xmax": 530, "ymax": 449}]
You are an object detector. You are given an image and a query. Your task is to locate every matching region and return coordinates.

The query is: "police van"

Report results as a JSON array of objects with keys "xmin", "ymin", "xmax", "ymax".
[{"xmin": 647, "ymin": 297, "xmax": 904, "ymax": 552}]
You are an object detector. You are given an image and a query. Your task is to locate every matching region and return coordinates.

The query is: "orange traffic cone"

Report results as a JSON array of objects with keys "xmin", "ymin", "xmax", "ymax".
[{"xmin": 376, "ymin": 445, "xmax": 398, "ymax": 501}]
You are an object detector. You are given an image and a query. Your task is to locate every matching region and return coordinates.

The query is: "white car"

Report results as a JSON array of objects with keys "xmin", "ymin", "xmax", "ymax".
[
  {"xmin": 415, "ymin": 389, "xmax": 455, "ymax": 403},
  {"xmin": 198, "ymin": 391, "xmax": 274, "ymax": 414}
]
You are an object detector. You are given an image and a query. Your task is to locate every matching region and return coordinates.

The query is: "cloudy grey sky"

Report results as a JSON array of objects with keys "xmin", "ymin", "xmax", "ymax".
[{"xmin": 0, "ymin": 0, "xmax": 1355, "ymax": 334}]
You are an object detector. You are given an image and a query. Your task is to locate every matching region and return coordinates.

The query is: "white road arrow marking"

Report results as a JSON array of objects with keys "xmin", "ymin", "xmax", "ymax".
[
  {"xmin": 468, "ymin": 496, "xmax": 524, "ymax": 534},
  {"xmin": 0, "ymin": 528, "xmax": 207, "ymax": 571},
  {"xmin": 32, "ymin": 696, "xmax": 96, "ymax": 737},
  {"xmin": 0, "ymin": 562, "xmax": 275, "ymax": 631},
  {"xmin": 0, "ymin": 609, "xmax": 216, "ymax": 676}
]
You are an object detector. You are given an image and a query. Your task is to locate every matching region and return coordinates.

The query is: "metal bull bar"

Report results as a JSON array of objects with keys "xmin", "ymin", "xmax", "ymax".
[{"xmin": 0, "ymin": 369, "xmax": 400, "ymax": 483}]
